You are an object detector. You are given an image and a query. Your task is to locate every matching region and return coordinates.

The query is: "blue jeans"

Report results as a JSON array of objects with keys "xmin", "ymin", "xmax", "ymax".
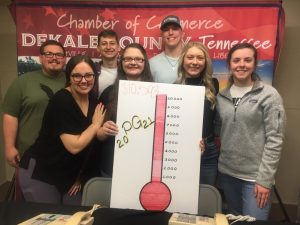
[
  {"xmin": 200, "ymin": 139, "xmax": 219, "ymax": 186},
  {"xmin": 219, "ymin": 173, "xmax": 272, "ymax": 220}
]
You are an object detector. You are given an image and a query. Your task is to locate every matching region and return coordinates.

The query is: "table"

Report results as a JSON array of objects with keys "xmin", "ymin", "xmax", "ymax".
[
  {"xmin": 0, "ymin": 201, "xmax": 298, "ymax": 225},
  {"xmin": 0, "ymin": 201, "xmax": 170, "ymax": 225}
]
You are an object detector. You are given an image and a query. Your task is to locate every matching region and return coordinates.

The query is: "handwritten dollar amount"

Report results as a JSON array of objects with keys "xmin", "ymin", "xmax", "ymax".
[
  {"xmin": 120, "ymin": 82, "xmax": 159, "ymax": 98},
  {"xmin": 116, "ymin": 115, "xmax": 154, "ymax": 148}
]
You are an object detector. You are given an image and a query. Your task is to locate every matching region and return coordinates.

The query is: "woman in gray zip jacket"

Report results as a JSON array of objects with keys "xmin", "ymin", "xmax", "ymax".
[{"xmin": 215, "ymin": 43, "xmax": 286, "ymax": 220}]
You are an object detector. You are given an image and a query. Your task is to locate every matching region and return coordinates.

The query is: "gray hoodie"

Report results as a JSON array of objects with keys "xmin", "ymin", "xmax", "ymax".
[{"xmin": 216, "ymin": 80, "xmax": 286, "ymax": 188}]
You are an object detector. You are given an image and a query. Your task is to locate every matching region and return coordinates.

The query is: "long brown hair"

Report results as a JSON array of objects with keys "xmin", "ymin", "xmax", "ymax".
[
  {"xmin": 105, "ymin": 43, "xmax": 153, "ymax": 120},
  {"xmin": 65, "ymin": 54, "xmax": 99, "ymax": 99}
]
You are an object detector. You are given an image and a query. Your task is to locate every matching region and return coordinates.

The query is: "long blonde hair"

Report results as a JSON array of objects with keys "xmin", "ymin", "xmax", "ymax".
[{"xmin": 175, "ymin": 42, "xmax": 217, "ymax": 108}]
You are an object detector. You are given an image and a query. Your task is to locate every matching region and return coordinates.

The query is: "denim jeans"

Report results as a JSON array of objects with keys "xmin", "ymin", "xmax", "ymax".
[
  {"xmin": 200, "ymin": 139, "xmax": 219, "ymax": 186},
  {"xmin": 219, "ymin": 172, "xmax": 272, "ymax": 220}
]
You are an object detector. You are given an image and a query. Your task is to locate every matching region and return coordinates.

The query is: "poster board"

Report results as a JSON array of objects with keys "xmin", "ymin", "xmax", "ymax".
[{"xmin": 110, "ymin": 80, "xmax": 205, "ymax": 214}]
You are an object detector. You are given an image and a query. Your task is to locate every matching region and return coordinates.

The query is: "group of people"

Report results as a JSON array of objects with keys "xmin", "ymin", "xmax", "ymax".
[{"xmin": 2, "ymin": 15, "xmax": 286, "ymax": 220}]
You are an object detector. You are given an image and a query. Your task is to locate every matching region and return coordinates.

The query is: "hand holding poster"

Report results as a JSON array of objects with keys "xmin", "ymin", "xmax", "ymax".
[{"xmin": 110, "ymin": 80, "xmax": 205, "ymax": 214}]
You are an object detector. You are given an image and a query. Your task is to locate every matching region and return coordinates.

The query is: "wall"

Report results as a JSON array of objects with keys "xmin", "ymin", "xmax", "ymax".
[
  {"xmin": 0, "ymin": 2, "xmax": 17, "ymax": 183},
  {"xmin": 273, "ymin": 0, "xmax": 300, "ymax": 205},
  {"xmin": 0, "ymin": 0, "xmax": 299, "ymax": 204}
]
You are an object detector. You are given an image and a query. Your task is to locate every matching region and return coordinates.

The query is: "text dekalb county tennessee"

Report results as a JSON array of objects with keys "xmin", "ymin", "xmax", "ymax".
[{"xmin": 20, "ymin": 14, "xmax": 272, "ymax": 54}]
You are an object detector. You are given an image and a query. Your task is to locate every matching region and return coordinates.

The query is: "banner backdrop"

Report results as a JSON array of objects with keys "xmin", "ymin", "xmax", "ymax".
[{"xmin": 13, "ymin": 0, "xmax": 285, "ymax": 88}]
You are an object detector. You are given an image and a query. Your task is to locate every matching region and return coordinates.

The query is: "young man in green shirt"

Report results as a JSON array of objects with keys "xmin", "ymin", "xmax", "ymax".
[{"xmin": 3, "ymin": 40, "xmax": 66, "ymax": 168}]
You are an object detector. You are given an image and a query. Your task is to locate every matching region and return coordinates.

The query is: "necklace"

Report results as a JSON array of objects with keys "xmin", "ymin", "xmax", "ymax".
[{"xmin": 164, "ymin": 53, "xmax": 179, "ymax": 71}]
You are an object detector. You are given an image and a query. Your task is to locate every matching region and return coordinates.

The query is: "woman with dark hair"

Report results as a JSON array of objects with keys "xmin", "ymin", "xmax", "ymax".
[
  {"xmin": 175, "ymin": 41, "xmax": 219, "ymax": 186},
  {"xmin": 18, "ymin": 55, "xmax": 106, "ymax": 205},
  {"xmin": 97, "ymin": 43, "xmax": 153, "ymax": 177},
  {"xmin": 216, "ymin": 43, "xmax": 286, "ymax": 220}
]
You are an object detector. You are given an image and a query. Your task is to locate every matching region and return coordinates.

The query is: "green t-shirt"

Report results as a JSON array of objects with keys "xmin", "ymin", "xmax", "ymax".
[{"xmin": 2, "ymin": 70, "xmax": 66, "ymax": 155}]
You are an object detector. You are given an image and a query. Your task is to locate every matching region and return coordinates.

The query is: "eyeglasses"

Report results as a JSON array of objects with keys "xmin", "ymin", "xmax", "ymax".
[
  {"xmin": 122, "ymin": 57, "xmax": 145, "ymax": 63},
  {"xmin": 42, "ymin": 52, "xmax": 65, "ymax": 59},
  {"xmin": 71, "ymin": 73, "xmax": 95, "ymax": 82}
]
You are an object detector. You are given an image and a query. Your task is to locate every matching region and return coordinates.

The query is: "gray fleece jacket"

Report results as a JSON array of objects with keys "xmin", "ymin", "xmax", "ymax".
[{"xmin": 215, "ymin": 80, "xmax": 286, "ymax": 188}]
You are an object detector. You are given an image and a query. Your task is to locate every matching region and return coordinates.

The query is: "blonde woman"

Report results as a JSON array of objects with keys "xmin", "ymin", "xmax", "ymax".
[{"xmin": 175, "ymin": 42, "xmax": 219, "ymax": 186}]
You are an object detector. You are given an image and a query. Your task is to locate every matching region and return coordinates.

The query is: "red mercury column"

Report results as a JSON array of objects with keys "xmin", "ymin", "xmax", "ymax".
[{"xmin": 139, "ymin": 94, "xmax": 171, "ymax": 211}]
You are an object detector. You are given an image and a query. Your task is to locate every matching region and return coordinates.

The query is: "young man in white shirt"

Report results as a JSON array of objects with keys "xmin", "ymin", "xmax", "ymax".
[
  {"xmin": 97, "ymin": 29, "xmax": 120, "ymax": 97},
  {"xmin": 149, "ymin": 15, "xmax": 184, "ymax": 83}
]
